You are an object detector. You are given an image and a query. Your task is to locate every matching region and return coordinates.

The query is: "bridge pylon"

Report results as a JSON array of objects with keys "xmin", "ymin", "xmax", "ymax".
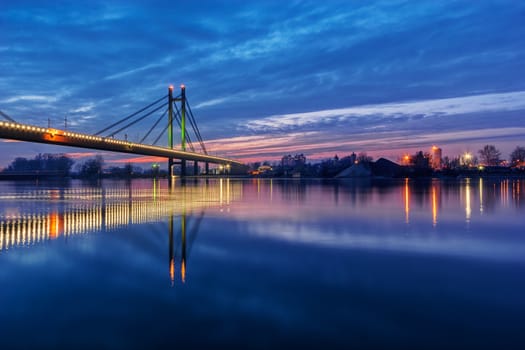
[
  {"xmin": 168, "ymin": 84, "xmax": 188, "ymax": 179},
  {"xmin": 168, "ymin": 85, "xmax": 174, "ymax": 178}
]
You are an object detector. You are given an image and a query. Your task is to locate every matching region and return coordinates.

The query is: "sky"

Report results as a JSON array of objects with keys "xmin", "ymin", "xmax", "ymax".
[{"xmin": 1, "ymin": 0, "xmax": 525, "ymax": 168}]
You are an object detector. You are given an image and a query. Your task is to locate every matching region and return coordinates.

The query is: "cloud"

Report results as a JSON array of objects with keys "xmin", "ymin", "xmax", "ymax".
[
  {"xmin": 70, "ymin": 103, "xmax": 95, "ymax": 113},
  {"xmin": 64, "ymin": 152, "xmax": 99, "ymax": 159},
  {"xmin": 111, "ymin": 155, "xmax": 165, "ymax": 164},
  {"xmin": 203, "ymin": 125, "xmax": 525, "ymax": 163},
  {"xmin": 193, "ymin": 97, "xmax": 229, "ymax": 109},
  {"xmin": 104, "ymin": 61, "xmax": 167, "ymax": 81},
  {"xmin": 1, "ymin": 95, "xmax": 59, "ymax": 104},
  {"xmin": 245, "ymin": 91, "xmax": 525, "ymax": 132}
]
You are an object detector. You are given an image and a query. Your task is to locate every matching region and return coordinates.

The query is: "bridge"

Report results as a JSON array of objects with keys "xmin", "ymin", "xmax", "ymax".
[{"xmin": 0, "ymin": 85, "xmax": 243, "ymax": 177}]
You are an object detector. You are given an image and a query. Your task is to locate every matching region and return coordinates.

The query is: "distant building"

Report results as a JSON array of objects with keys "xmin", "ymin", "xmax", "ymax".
[
  {"xmin": 249, "ymin": 165, "xmax": 273, "ymax": 176},
  {"xmin": 430, "ymin": 146, "xmax": 442, "ymax": 170},
  {"xmin": 258, "ymin": 165, "xmax": 272, "ymax": 173}
]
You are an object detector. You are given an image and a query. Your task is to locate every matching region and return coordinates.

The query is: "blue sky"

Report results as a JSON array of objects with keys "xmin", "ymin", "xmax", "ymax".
[{"xmin": 1, "ymin": 0, "xmax": 524, "ymax": 167}]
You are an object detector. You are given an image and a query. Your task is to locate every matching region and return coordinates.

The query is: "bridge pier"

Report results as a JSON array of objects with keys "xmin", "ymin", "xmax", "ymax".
[
  {"xmin": 180, "ymin": 85, "xmax": 187, "ymax": 178},
  {"xmin": 205, "ymin": 162, "xmax": 209, "ymax": 175},
  {"xmin": 194, "ymin": 161, "xmax": 199, "ymax": 176},
  {"xmin": 181, "ymin": 159, "xmax": 186, "ymax": 178}
]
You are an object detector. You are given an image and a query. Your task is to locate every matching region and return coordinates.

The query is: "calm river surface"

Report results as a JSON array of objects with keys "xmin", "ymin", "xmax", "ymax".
[{"xmin": 1, "ymin": 178, "xmax": 524, "ymax": 349}]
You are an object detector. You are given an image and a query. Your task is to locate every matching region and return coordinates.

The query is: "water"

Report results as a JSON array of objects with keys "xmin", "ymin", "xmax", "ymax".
[{"xmin": 0, "ymin": 178, "xmax": 524, "ymax": 349}]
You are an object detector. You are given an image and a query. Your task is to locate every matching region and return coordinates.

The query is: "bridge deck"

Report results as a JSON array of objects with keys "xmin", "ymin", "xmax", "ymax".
[{"xmin": 0, "ymin": 121, "xmax": 241, "ymax": 165}]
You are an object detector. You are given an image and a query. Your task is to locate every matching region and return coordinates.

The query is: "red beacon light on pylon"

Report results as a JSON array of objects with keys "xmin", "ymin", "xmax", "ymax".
[
  {"xmin": 180, "ymin": 84, "xmax": 185, "ymax": 89},
  {"xmin": 169, "ymin": 85, "xmax": 174, "ymax": 91}
]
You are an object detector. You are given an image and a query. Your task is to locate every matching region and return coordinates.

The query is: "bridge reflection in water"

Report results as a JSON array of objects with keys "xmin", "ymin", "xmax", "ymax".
[{"xmin": 0, "ymin": 178, "xmax": 242, "ymax": 284}]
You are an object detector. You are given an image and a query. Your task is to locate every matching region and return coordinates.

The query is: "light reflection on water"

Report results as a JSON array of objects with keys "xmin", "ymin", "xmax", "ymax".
[{"xmin": 0, "ymin": 178, "xmax": 524, "ymax": 348}]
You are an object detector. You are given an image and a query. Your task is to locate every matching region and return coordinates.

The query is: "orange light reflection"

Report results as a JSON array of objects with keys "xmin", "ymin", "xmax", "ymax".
[
  {"xmin": 432, "ymin": 185, "xmax": 438, "ymax": 227},
  {"xmin": 404, "ymin": 178, "xmax": 410, "ymax": 224},
  {"xmin": 170, "ymin": 258, "xmax": 175, "ymax": 286},
  {"xmin": 181, "ymin": 259, "xmax": 186, "ymax": 283}
]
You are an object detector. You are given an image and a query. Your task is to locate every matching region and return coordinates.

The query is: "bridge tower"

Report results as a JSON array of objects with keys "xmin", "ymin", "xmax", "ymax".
[
  {"xmin": 168, "ymin": 85, "xmax": 174, "ymax": 177},
  {"xmin": 168, "ymin": 84, "xmax": 188, "ymax": 178}
]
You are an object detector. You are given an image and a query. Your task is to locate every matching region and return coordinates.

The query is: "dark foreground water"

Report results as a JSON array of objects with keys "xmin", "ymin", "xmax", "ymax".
[{"xmin": 1, "ymin": 178, "xmax": 524, "ymax": 349}]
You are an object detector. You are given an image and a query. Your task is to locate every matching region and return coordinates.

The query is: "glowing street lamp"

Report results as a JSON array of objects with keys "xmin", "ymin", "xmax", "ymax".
[{"xmin": 463, "ymin": 152, "xmax": 473, "ymax": 167}]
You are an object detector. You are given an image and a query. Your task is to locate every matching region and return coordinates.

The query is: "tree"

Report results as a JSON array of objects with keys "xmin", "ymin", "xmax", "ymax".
[
  {"xmin": 4, "ymin": 153, "xmax": 74, "ymax": 175},
  {"xmin": 412, "ymin": 151, "xmax": 430, "ymax": 168},
  {"xmin": 478, "ymin": 145, "xmax": 501, "ymax": 166},
  {"xmin": 124, "ymin": 163, "xmax": 133, "ymax": 176},
  {"xmin": 41, "ymin": 153, "xmax": 74, "ymax": 175},
  {"xmin": 357, "ymin": 152, "xmax": 373, "ymax": 164},
  {"xmin": 510, "ymin": 146, "xmax": 525, "ymax": 166},
  {"xmin": 6, "ymin": 157, "xmax": 32, "ymax": 172},
  {"xmin": 79, "ymin": 155, "xmax": 104, "ymax": 178}
]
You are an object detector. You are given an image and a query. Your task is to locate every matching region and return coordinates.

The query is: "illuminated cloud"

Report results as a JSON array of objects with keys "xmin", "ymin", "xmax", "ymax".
[
  {"xmin": 204, "ymin": 126, "xmax": 525, "ymax": 163},
  {"xmin": 1, "ymin": 139, "xmax": 22, "ymax": 143},
  {"xmin": 111, "ymin": 156, "xmax": 165, "ymax": 164},
  {"xmin": 64, "ymin": 152, "xmax": 99, "ymax": 159},
  {"xmin": 245, "ymin": 91, "xmax": 525, "ymax": 132}
]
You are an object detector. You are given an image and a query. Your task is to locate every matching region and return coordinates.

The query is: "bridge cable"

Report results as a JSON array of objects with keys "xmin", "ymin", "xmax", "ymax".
[
  {"xmin": 185, "ymin": 99, "xmax": 205, "ymax": 145},
  {"xmin": 108, "ymin": 102, "xmax": 168, "ymax": 138},
  {"xmin": 140, "ymin": 107, "xmax": 168, "ymax": 144},
  {"xmin": 95, "ymin": 95, "xmax": 167, "ymax": 136},
  {"xmin": 0, "ymin": 110, "xmax": 17, "ymax": 123},
  {"xmin": 152, "ymin": 123, "xmax": 169, "ymax": 146},
  {"xmin": 184, "ymin": 100, "xmax": 203, "ymax": 148},
  {"xmin": 173, "ymin": 103, "xmax": 196, "ymax": 152},
  {"xmin": 150, "ymin": 108, "xmax": 195, "ymax": 152},
  {"xmin": 151, "ymin": 117, "xmax": 195, "ymax": 152},
  {"xmin": 185, "ymin": 99, "xmax": 208, "ymax": 155}
]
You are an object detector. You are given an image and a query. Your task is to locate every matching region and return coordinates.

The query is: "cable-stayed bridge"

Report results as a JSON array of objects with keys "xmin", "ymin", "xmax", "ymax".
[{"xmin": 0, "ymin": 85, "xmax": 243, "ymax": 176}]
